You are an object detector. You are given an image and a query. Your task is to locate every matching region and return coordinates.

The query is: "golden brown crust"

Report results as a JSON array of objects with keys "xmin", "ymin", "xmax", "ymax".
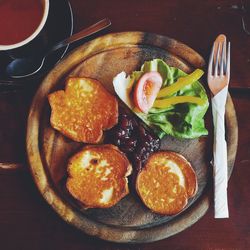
[
  {"xmin": 167, "ymin": 152, "xmax": 198, "ymax": 198},
  {"xmin": 48, "ymin": 77, "xmax": 118, "ymax": 143},
  {"xmin": 136, "ymin": 151, "xmax": 198, "ymax": 215},
  {"xmin": 66, "ymin": 144, "xmax": 132, "ymax": 208}
]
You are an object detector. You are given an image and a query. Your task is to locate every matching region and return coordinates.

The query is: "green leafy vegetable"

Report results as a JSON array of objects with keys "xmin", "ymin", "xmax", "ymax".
[{"xmin": 113, "ymin": 59, "xmax": 209, "ymax": 139}]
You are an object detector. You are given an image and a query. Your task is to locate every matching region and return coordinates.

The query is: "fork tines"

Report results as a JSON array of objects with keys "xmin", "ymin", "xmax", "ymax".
[{"xmin": 208, "ymin": 39, "xmax": 230, "ymax": 77}]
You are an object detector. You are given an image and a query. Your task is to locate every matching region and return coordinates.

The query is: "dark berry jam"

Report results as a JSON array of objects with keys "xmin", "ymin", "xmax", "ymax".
[{"xmin": 106, "ymin": 108, "xmax": 160, "ymax": 173}]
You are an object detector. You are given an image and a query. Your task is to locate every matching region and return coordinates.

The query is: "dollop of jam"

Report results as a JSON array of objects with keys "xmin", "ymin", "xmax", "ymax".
[{"xmin": 106, "ymin": 108, "xmax": 160, "ymax": 174}]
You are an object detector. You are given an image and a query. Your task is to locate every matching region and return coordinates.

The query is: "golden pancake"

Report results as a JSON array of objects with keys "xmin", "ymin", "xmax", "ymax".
[
  {"xmin": 136, "ymin": 151, "xmax": 197, "ymax": 215},
  {"xmin": 48, "ymin": 77, "xmax": 118, "ymax": 143},
  {"xmin": 66, "ymin": 144, "xmax": 132, "ymax": 208}
]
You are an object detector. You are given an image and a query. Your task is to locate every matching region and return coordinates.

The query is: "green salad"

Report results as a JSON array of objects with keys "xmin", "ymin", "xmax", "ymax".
[{"xmin": 113, "ymin": 59, "xmax": 209, "ymax": 139}]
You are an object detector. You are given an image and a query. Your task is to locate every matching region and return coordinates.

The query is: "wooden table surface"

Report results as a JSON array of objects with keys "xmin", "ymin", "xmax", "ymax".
[{"xmin": 0, "ymin": 0, "xmax": 250, "ymax": 249}]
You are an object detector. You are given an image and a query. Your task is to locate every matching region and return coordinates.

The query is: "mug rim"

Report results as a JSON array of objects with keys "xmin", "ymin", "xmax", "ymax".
[{"xmin": 0, "ymin": 0, "xmax": 50, "ymax": 51}]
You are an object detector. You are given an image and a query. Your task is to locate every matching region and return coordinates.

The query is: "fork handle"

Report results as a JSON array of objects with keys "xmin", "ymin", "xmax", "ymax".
[{"xmin": 211, "ymin": 87, "xmax": 229, "ymax": 218}]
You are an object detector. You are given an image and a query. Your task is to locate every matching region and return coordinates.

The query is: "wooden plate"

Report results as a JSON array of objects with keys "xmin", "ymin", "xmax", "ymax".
[{"xmin": 26, "ymin": 32, "xmax": 238, "ymax": 243}]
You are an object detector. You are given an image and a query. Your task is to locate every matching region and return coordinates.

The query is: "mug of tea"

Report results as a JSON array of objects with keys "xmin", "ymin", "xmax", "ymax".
[{"xmin": 0, "ymin": 0, "xmax": 49, "ymax": 51}]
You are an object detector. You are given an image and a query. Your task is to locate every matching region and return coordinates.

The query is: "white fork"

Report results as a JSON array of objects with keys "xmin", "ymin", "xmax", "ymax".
[{"xmin": 207, "ymin": 34, "xmax": 231, "ymax": 218}]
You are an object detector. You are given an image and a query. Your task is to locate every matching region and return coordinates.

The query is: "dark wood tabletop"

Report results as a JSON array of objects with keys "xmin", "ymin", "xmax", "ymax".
[{"xmin": 0, "ymin": 0, "xmax": 250, "ymax": 249}]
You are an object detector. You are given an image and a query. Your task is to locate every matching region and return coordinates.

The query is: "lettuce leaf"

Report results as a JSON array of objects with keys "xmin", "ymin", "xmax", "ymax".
[{"xmin": 113, "ymin": 59, "xmax": 209, "ymax": 139}]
